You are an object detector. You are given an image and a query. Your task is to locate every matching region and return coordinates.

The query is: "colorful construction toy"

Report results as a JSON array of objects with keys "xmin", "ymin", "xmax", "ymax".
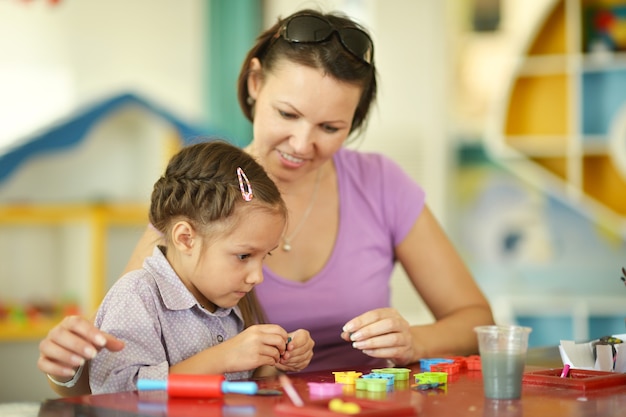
[
  {"xmin": 466, "ymin": 355, "xmax": 481, "ymax": 371},
  {"xmin": 359, "ymin": 373, "xmax": 395, "ymax": 388},
  {"xmin": 444, "ymin": 356, "xmax": 468, "ymax": 370},
  {"xmin": 431, "ymin": 361, "xmax": 461, "ymax": 375},
  {"xmin": 307, "ymin": 382, "xmax": 344, "ymax": 397},
  {"xmin": 419, "ymin": 358, "xmax": 454, "ymax": 371},
  {"xmin": 332, "ymin": 371, "xmax": 363, "ymax": 384},
  {"xmin": 371, "ymin": 367, "xmax": 411, "ymax": 381},
  {"xmin": 355, "ymin": 377, "xmax": 388, "ymax": 392},
  {"xmin": 414, "ymin": 371, "xmax": 448, "ymax": 387}
]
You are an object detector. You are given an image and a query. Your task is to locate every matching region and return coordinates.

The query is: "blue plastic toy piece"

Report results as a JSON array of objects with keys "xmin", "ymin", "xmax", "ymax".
[
  {"xmin": 137, "ymin": 379, "xmax": 167, "ymax": 391},
  {"xmin": 419, "ymin": 358, "xmax": 454, "ymax": 371},
  {"xmin": 221, "ymin": 381, "xmax": 258, "ymax": 395}
]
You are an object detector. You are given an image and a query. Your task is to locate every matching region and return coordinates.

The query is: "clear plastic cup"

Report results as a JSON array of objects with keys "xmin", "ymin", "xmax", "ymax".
[
  {"xmin": 474, "ymin": 325, "xmax": 532, "ymax": 400},
  {"xmin": 483, "ymin": 399, "xmax": 523, "ymax": 417}
]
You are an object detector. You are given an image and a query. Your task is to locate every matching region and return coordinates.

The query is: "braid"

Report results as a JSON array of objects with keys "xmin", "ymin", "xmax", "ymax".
[
  {"xmin": 150, "ymin": 176, "xmax": 236, "ymax": 233},
  {"xmin": 150, "ymin": 139, "xmax": 286, "ymax": 235}
]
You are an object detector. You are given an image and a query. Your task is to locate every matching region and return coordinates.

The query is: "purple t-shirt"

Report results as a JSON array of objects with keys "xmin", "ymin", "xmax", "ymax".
[
  {"xmin": 256, "ymin": 148, "xmax": 425, "ymax": 372},
  {"xmin": 90, "ymin": 247, "xmax": 249, "ymax": 394}
]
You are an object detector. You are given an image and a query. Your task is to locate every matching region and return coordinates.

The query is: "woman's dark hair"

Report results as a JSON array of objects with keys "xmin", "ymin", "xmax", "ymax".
[
  {"xmin": 237, "ymin": 9, "xmax": 377, "ymax": 136},
  {"xmin": 149, "ymin": 139, "xmax": 287, "ymax": 327}
]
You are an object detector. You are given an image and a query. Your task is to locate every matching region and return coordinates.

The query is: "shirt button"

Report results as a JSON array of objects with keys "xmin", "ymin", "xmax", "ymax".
[{"xmin": 217, "ymin": 335, "xmax": 224, "ymax": 342}]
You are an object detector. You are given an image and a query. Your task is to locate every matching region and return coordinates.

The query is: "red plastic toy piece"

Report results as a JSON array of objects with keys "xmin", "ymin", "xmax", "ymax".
[
  {"xmin": 431, "ymin": 362, "xmax": 461, "ymax": 375},
  {"xmin": 168, "ymin": 374, "xmax": 224, "ymax": 397},
  {"xmin": 445, "ymin": 356, "xmax": 468, "ymax": 370},
  {"xmin": 466, "ymin": 355, "xmax": 481, "ymax": 371}
]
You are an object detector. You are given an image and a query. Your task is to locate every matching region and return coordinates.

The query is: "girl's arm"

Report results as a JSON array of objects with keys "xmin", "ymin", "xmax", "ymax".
[{"xmin": 169, "ymin": 324, "xmax": 290, "ymax": 375}]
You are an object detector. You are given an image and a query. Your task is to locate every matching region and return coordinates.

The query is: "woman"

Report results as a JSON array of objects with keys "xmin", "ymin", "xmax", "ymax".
[{"xmin": 38, "ymin": 8, "xmax": 494, "ymax": 395}]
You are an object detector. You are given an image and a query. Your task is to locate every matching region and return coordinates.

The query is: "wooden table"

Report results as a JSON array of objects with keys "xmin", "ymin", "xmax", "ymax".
[{"xmin": 37, "ymin": 348, "xmax": 626, "ymax": 417}]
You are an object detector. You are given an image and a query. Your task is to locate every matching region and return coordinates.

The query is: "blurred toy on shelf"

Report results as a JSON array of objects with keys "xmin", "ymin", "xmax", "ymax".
[
  {"xmin": 0, "ymin": 298, "xmax": 81, "ymax": 340},
  {"xmin": 583, "ymin": 2, "xmax": 626, "ymax": 52}
]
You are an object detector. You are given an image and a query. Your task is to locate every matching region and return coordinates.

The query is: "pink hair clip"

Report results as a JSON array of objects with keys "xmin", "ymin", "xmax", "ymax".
[{"xmin": 237, "ymin": 167, "xmax": 253, "ymax": 201}]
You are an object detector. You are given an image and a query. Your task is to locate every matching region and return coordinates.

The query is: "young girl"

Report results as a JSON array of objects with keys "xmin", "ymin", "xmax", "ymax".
[{"xmin": 89, "ymin": 140, "xmax": 313, "ymax": 394}]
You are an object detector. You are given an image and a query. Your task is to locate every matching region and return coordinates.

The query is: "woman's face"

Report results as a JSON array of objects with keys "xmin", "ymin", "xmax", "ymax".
[{"xmin": 247, "ymin": 58, "xmax": 363, "ymax": 184}]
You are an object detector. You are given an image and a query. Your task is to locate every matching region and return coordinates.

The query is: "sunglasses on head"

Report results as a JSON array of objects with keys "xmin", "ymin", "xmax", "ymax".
[{"xmin": 279, "ymin": 14, "xmax": 374, "ymax": 65}]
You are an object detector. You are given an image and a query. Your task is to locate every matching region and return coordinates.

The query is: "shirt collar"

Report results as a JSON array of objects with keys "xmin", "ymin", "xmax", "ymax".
[{"xmin": 145, "ymin": 246, "xmax": 243, "ymax": 322}]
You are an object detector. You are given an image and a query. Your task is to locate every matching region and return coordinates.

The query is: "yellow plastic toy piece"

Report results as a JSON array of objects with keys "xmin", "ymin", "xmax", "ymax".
[
  {"xmin": 328, "ymin": 398, "xmax": 362, "ymax": 415},
  {"xmin": 332, "ymin": 371, "xmax": 363, "ymax": 384}
]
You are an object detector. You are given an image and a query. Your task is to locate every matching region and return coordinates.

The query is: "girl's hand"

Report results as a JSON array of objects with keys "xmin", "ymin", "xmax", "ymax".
[
  {"xmin": 222, "ymin": 324, "xmax": 290, "ymax": 371},
  {"xmin": 38, "ymin": 315, "xmax": 125, "ymax": 381},
  {"xmin": 341, "ymin": 308, "xmax": 414, "ymax": 366},
  {"xmin": 276, "ymin": 329, "xmax": 314, "ymax": 372}
]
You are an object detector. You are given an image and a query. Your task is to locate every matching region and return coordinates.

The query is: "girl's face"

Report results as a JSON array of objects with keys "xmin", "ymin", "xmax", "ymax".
[
  {"xmin": 247, "ymin": 59, "xmax": 363, "ymax": 184},
  {"xmin": 179, "ymin": 208, "xmax": 285, "ymax": 312}
]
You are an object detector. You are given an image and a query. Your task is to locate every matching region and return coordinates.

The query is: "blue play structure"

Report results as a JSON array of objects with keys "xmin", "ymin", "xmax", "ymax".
[{"xmin": 0, "ymin": 92, "xmax": 208, "ymax": 186}]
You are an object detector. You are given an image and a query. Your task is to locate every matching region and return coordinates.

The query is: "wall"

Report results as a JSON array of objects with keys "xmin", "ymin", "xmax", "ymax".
[
  {"xmin": 0, "ymin": 0, "xmax": 206, "ymax": 403},
  {"xmin": 0, "ymin": 0, "xmax": 568, "ymax": 404},
  {"xmin": 0, "ymin": 0, "xmax": 205, "ymax": 153}
]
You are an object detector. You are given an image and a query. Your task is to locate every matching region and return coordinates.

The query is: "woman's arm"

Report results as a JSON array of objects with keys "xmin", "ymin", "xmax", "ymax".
[
  {"xmin": 341, "ymin": 206, "xmax": 494, "ymax": 364},
  {"xmin": 398, "ymin": 205, "xmax": 494, "ymax": 359},
  {"xmin": 38, "ymin": 316, "xmax": 124, "ymax": 396},
  {"xmin": 37, "ymin": 225, "xmax": 161, "ymax": 396}
]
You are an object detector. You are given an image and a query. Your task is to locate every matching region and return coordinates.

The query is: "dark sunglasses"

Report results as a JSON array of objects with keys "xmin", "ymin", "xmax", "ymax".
[{"xmin": 279, "ymin": 14, "xmax": 374, "ymax": 65}]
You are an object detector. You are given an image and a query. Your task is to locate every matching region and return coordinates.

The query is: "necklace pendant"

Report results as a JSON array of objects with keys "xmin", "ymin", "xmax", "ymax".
[{"xmin": 280, "ymin": 168, "xmax": 322, "ymax": 254}]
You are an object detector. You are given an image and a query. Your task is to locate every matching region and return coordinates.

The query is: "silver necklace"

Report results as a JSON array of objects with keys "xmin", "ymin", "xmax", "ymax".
[{"xmin": 282, "ymin": 169, "xmax": 322, "ymax": 252}]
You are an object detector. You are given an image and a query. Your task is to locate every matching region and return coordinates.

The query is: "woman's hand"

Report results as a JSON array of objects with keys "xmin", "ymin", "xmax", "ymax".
[
  {"xmin": 37, "ymin": 315, "xmax": 125, "ymax": 381},
  {"xmin": 341, "ymin": 308, "xmax": 415, "ymax": 366},
  {"xmin": 276, "ymin": 328, "xmax": 314, "ymax": 372}
]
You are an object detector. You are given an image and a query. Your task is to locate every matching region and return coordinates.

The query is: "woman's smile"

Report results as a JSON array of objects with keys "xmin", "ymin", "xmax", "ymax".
[{"xmin": 277, "ymin": 149, "xmax": 307, "ymax": 167}]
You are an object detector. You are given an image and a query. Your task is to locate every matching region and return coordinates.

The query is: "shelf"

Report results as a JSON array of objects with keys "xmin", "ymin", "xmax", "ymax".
[
  {"xmin": 505, "ymin": 74, "xmax": 569, "ymax": 136},
  {"xmin": 527, "ymin": 0, "xmax": 567, "ymax": 56},
  {"xmin": 0, "ymin": 320, "xmax": 65, "ymax": 342},
  {"xmin": 582, "ymin": 51, "xmax": 626, "ymax": 71},
  {"xmin": 583, "ymin": 154, "xmax": 626, "ymax": 215},
  {"xmin": 490, "ymin": 295, "xmax": 626, "ymax": 347},
  {"xmin": 517, "ymin": 55, "xmax": 569, "ymax": 77},
  {"xmin": 0, "ymin": 203, "xmax": 149, "ymax": 341},
  {"xmin": 0, "ymin": 203, "xmax": 148, "ymax": 224},
  {"xmin": 504, "ymin": 135, "xmax": 570, "ymax": 155},
  {"xmin": 486, "ymin": 0, "xmax": 626, "ymax": 234}
]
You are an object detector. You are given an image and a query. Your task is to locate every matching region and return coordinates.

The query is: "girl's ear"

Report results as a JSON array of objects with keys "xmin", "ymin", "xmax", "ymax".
[
  {"xmin": 171, "ymin": 221, "xmax": 196, "ymax": 253},
  {"xmin": 247, "ymin": 57, "xmax": 263, "ymax": 101}
]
